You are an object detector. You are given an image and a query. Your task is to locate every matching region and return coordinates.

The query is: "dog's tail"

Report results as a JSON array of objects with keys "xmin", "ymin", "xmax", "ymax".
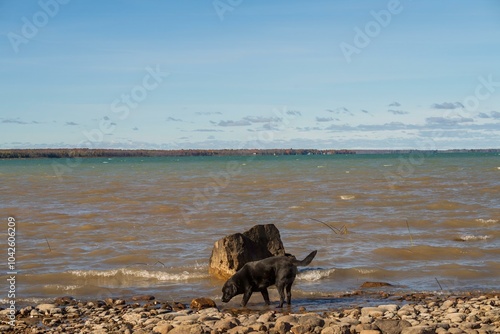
[{"xmin": 293, "ymin": 250, "xmax": 317, "ymax": 266}]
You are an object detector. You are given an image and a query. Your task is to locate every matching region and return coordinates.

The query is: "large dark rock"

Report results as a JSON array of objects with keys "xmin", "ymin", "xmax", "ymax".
[
  {"xmin": 360, "ymin": 281, "xmax": 393, "ymax": 288},
  {"xmin": 208, "ymin": 224, "xmax": 286, "ymax": 279},
  {"xmin": 374, "ymin": 319, "xmax": 412, "ymax": 334}
]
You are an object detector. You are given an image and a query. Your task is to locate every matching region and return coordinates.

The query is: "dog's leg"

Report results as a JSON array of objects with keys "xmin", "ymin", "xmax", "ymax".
[
  {"xmin": 285, "ymin": 284, "xmax": 292, "ymax": 305},
  {"xmin": 260, "ymin": 288, "xmax": 270, "ymax": 305},
  {"xmin": 276, "ymin": 284, "xmax": 286, "ymax": 308},
  {"xmin": 241, "ymin": 289, "xmax": 253, "ymax": 307}
]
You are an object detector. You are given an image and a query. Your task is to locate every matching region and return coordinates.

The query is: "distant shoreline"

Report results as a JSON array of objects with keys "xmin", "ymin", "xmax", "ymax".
[{"xmin": 0, "ymin": 148, "xmax": 499, "ymax": 159}]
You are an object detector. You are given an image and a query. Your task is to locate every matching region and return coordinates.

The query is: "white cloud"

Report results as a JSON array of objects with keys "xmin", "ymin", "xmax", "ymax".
[
  {"xmin": 388, "ymin": 109, "xmax": 409, "ymax": 115},
  {"xmin": 217, "ymin": 119, "xmax": 252, "ymax": 127},
  {"xmin": 425, "ymin": 116, "xmax": 474, "ymax": 126},
  {"xmin": 431, "ymin": 102, "xmax": 464, "ymax": 110},
  {"xmin": 316, "ymin": 117, "xmax": 338, "ymax": 122},
  {"xmin": 243, "ymin": 116, "xmax": 282, "ymax": 123}
]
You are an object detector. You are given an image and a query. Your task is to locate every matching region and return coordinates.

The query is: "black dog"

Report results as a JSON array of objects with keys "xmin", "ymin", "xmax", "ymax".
[{"xmin": 221, "ymin": 250, "xmax": 317, "ymax": 307}]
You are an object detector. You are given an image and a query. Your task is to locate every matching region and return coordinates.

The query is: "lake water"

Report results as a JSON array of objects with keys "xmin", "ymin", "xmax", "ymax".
[{"xmin": 1, "ymin": 152, "xmax": 499, "ymax": 310}]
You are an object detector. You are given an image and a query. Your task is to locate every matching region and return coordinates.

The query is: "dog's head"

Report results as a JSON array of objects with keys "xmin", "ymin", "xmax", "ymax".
[{"xmin": 221, "ymin": 279, "xmax": 238, "ymax": 303}]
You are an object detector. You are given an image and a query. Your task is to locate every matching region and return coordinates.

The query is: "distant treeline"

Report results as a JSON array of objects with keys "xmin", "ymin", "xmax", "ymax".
[
  {"xmin": 0, "ymin": 148, "xmax": 353, "ymax": 159},
  {"xmin": 0, "ymin": 148, "xmax": 498, "ymax": 159}
]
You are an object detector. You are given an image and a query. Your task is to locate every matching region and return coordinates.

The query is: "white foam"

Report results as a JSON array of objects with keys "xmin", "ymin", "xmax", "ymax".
[
  {"xmin": 44, "ymin": 284, "xmax": 83, "ymax": 291},
  {"xmin": 475, "ymin": 219, "xmax": 498, "ymax": 224},
  {"xmin": 297, "ymin": 268, "xmax": 336, "ymax": 281},
  {"xmin": 458, "ymin": 235, "xmax": 490, "ymax": 241},
  {"xmin": 340, "ymin": 195, "xmax": 355, "ymax": 200},
  {"xmin": 356, "ymin": 269, "xmax": 376, "ymax": 274},
  {"xmin": 69, "ymin": 268, "xmax": 208, "ymax": 281}
]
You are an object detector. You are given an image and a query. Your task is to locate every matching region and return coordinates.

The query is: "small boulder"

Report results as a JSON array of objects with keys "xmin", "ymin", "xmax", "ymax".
[
  {"xmin": 214, "ymin": 317, "xmax": 240, "ymax": 331},
  {"xmin": 298, "ymin": 314, "xmax": 325, "ymax": 331},
  {"xmin": 36, "ymin": 303, "xmax": 58, "ymax": 314},
  {"xmin": 168, "ymin": 324, "xmax": 204, "ymax": 334},
  {"xmin": 190, "ymin": 297, "xmax": 217, "ymax": 310},
  {"xmin": 54, "ymin": 296, "xmax": 74, "ymax": 305},
  {"xmin": 362, "ymin": 307, "xmax": 384, "ymax": 318},
  {"xmin": 132, "ymin": 295, "xmax": 155, "ymax": 301},
  {"xmin": 374, "ymin": 319, "xmax": 412, "ymax": 334},
  {"xmin": 153, "ymin": 321, "xmax": 174, "ymax": 334},
  {"xmin": 401, "ymin": 326, "xmax": 436, "ymax": 334},
  {"xmin": 122, "ymin": 312, "xmax": 142, "ymax": 324}
]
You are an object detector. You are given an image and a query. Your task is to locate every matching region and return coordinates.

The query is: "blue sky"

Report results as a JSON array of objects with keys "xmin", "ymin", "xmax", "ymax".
[{"xmin": 1, "ymin": 0, "xmax": 499, "ymax": 150}]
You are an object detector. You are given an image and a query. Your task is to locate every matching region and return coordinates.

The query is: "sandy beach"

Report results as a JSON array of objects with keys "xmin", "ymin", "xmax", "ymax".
[{"xmin": 1, "ymin": 292, "xmax": 498, "ymax": 333}]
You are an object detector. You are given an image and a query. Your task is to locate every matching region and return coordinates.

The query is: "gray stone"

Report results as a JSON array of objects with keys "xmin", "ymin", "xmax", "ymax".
[
  {"xmin": 321, "ymin": 325, "xmax": 351, "ymax": 334},
  {"xmin": 132, "ymin": 294, "xmax": 155, "ymax": 301},
  {"xmin": 298, "ymin": 314, "xmax": 325, "ymax": 331},
  {"xmin": 153, "ymin": 321, "xmax": 173, "ymax": 334},
  {"xmin": 174, "ymin": 314, "xmax": 200, "ymax": 322},
  {"xmin": 446, "ymin": 312, "xmax": 466, "ymax": 323},
  {"xmin": 441, "ymin": 300, "xmax": 455, "ymax": 309},
  {"xmin": 162, "ymin": 311, "xmax": 192, "ymax": 320},
  {"xmin": 0, "ymin": 309, "xmax": 13, "ymax": 316},
  {"xmin": 374, "ymin": 319, "xmax": 412, "ymax": 334},
  {"xmin": 276, "ymin": 314, "xmax": 299, "ymax": 326},
  {"xmin": 257, "ymin": 311, "xmax": 275, "ymax": 323},
  {"xmin": 36, "ymin": 303, "xmax": 58, "ymax": 313},
  {"xmin": 362, "ymin": 307, "xmax": 384, "ymax": 318},
  {"xmin": 401, "ymin": 325, "xmax": 436, "ymax": 334},
  {"xmin": 360, "ymin": 316, "xmax": 374, "ymax": 324},
  {"xmin": 378, "ymin": 304, "xmax": 400, "ymax": 313},
  {"xmin": 122, "ymin": 312, "xmax": 142, "ymax": 324},
  {"xmin": 447, "ymin": 328, "xmax": 464, "ymax": 334},
  {"xmin": 49, "ymin": 307, "xmax": 62, "ymax": 315},
  {"xmin": 168, "ymin": 324, "xmax": 204, "ymax": 334},
  {"xmin": 214, "ymin": 317, "xmax": 240, "ymax": 331},
  {"xmin": 0, "ymin": 325, "xmax": 12, "ymax": 332},
  {"xmin": 250, "ymin": 322, "xmax": 268, "ymax": 332},
  {"xmin": 227, "ymin": 325, "xmax": 252, "ymax": 334}
]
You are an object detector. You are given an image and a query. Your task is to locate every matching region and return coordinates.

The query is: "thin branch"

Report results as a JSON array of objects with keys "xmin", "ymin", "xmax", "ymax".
[
  {"xmin": 310, "ymin": 218, "xmax": 339, "ymax": 234},
  {"xmin": 45, "ymin": 236, "xmax": 52, "ymax": 252},
  {"xmin": 310, "ymin": 218, "xmax": 348, "ymax": 235},
  {"xmin": 406, "ymin": 219, "xmax": 414, "ymax": 247},
  {"xmin": 435, "ymin": 277, "xmax": 443, "ymax": 291},
  {"xmin": 154, "ymin": 261, "xmax": 166, "ymax": 267}
]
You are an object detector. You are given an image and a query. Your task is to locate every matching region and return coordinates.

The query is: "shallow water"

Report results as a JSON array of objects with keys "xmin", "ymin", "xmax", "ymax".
[{"xmin": 1, "ymin": 153, "xmax": 499, "ymax": 309}]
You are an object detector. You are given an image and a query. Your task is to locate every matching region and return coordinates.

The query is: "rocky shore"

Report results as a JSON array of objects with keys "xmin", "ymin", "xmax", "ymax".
[{"xmin": 1, "ymin": 293, "xmax": 498, "ymax": 334}]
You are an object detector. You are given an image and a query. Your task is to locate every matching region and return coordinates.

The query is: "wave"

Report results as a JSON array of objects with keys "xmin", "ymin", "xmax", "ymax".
[
  {"xmin": 297, "ymin": 268, "xmax": 336, "ymax": 281},
  {"xmin": 42, "ymin": 284, "xmax": 84, "ymax": 292},
  {"xmin": 340, "ymin": 195, "xmax": 355, "ymax": 200},
  {"xmin": 454, "ymin": 235, "xmax": 491, "ymax": 242},
  {"xmin": 69, "ymin": 267, "xmax": 209, "ymax": 281},
  {"xmin": 475, "ymin": 218, "xmax": 498, "ymax": 224},
  {"xmin": 297, "ymin": 267, "xmax": 390, "ymax": 282}
]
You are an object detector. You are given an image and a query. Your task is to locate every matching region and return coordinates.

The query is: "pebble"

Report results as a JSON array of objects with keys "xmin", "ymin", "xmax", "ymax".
[{"xmin": 0, "ymin": 294, "xmax": 498, "ymax": 333}]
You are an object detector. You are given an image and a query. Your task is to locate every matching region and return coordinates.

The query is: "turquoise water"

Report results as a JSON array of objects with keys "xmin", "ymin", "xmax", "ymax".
[{"xmin": 0, "ymin": 152, "xmax": 499, "ymax": 309}]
